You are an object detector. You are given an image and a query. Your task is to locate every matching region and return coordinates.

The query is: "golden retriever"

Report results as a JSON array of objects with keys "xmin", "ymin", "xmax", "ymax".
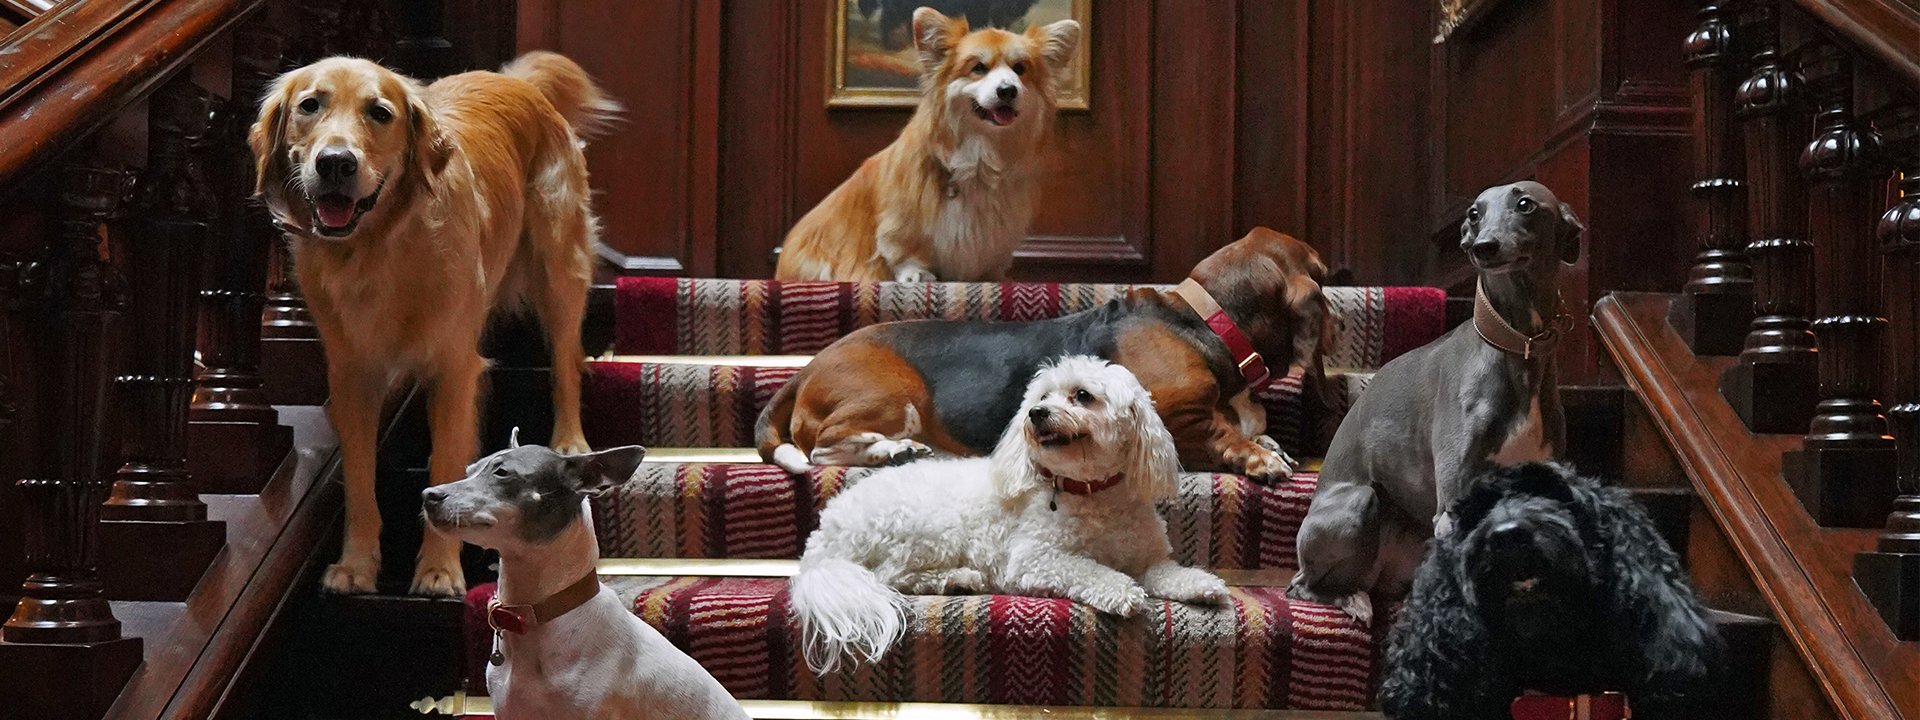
[
  {"xmin": 250, "ymin": 52, "xmax": 617, "ymax": 596},
  {"xmin": 774, "ymin": 8, "xmax": 1079, "ymax": 282}
]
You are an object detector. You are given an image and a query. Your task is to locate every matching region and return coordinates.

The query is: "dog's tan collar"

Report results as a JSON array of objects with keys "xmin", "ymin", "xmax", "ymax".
[
  {"xmin": 1473, "ymin": 279, "xmax": 1573, "ymax": 361},
  {"xmin": 1171, "ymin": 278, "xmax": 1270, "ymax": 386},
  {"xmin": 486, "ymin": 568, "xmax": 601, "ymax": 636}
]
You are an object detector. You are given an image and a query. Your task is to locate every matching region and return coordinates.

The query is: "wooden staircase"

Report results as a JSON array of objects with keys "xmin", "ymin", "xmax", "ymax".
[{"xmin": 0, "ymin": 0, "xmax": 1914, "ymax": 718}]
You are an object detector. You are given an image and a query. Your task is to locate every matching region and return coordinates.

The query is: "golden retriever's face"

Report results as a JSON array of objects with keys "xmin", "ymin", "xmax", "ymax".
[
  {"xmin": 911, "ymin": 9, "xmax": 1079, "ymax": 132},
  {"xmin": 249, "ymin": 57, "xmax": 449, "ymax": 240}
]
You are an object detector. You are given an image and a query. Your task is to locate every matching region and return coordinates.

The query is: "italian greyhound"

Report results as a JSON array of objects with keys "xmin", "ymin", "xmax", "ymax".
[
  {"xmin": 423, "ymin": 433, "xmax": 748, "ymax": 720},
  {"xmin": 1286, "ymin": 181, "xmax": 1585, "ymax": 623}
]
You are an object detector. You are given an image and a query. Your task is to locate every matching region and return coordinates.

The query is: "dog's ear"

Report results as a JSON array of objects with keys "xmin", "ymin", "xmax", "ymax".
[
  {"xmin": 249, "ymin": 72, "xmax": 296, "ymax": 198},
  {"xmin": 1031, "ymin": 19, "xmax": 1082, "ymax": 72},
  {"xmin": 1378, "ymin": 537, "xmax": 1502, "ymax": 719},
  {"xmin": 989, "ymin": 410, "xmax": 1043, "ymax": 501},
  {"xmin": 566, "ymin": 445, "xmax": 647, "ymax": 497},
  {"xmin": 406, "ymin": 84, "xmax": 452, "ymax": 183},
  {"xmin": 1580, "ymin": 476, "xmax": 1722, "ymax": 703},
  {"xmin": 912, "ymin": 7, "xmax": 965, "ymax": 74},
  {"xmin": 1557, "ymin": 201, "xmax": 1585, "ymax": 265},
  {"xmin": 1122, "ymin": 383, "xmax": 1181, "ymax": 503}
]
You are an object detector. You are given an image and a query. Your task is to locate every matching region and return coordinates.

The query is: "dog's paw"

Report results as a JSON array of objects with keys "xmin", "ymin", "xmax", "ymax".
[
  {"xmin": 410, "ymin": 562, "xmax": 467, "ymax": 597},
  {"xmin": 549, "ymin": 434, "xmax": 591, "ymax": 456},
  {"xmin": 1148, "ymin": 566, "xmax": 1230, "ymax": 606},
  {"xmin": 1082, "ymin": 583, "xmax": 1152, "ymax": 617},
  {"xmin": 322, "ymin": 557, "xmax": 380, "ymax": 595},
  {"xmin": 1333, "ymin": 593, "xmax": 1374, "ymax": 626},
  {"xmin": 893, "ymin": 266, "xmax": 937, "ymax": 283},
  {"xmin": 1252, "ymin": 434, "xmax": 1283, "ymax": 453},
  {"xmin": 1233, "ymin": 443, "xmax": 1296, "ymax": 482}
]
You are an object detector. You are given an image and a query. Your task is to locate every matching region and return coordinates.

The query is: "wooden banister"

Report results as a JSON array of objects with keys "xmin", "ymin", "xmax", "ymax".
[
  {"xmin": 0, "ymin": 0, "xmax": 266, "ymax": 189},
  {"xmin": 1792, "ymin": 0, "xmax": 1920, "ymax": 87}
]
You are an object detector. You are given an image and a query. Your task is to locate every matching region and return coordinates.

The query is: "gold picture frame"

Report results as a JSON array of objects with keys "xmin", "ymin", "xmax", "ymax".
[{"xmin": 828, "ymin": 0, "xmax": 1090, "ymax": 111}]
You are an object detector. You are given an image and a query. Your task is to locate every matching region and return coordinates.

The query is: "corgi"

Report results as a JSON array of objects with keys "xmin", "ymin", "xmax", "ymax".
[{"xmin": 775, "ymin": 7, "xmax": 1079, "ymax": 282}]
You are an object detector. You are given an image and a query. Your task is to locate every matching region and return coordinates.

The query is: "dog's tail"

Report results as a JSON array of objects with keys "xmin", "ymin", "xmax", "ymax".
[
  {"xmin": 503, "ymin": 51, "xmax": 622, "ymax": 141},
  {"xmin": 756, "ymin": 374, "xmax": 811, "ymax": 473},
  {"xmin": 789, "ymin": 557, "xmax": 906, "ymax": 675}
]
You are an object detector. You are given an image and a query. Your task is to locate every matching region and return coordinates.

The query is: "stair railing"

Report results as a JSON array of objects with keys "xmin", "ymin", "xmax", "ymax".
[
  {"xmin": 1671, "ymin": 0, "xmax": 1920, "ymax": 654},
  {"xmin": 0, "ymin": 1, "xmax": 413, "ymax": 717}
]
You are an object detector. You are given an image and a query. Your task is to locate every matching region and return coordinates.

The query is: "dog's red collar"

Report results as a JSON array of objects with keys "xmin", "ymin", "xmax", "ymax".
[
  {"xmin": 1171, "ymin": 278, "xmax": 1270, "ymax": 387},
  {"xmin": 487, "ymin": 569, "xmax": 601, "ymax": 636},
  {"xmin": 1041, "ymin": 468, "xmax": 1125, "ymax": 496},
  {"xmin": 1511, "ymin": 691, "xmax": 1631, "ymax": 720}
]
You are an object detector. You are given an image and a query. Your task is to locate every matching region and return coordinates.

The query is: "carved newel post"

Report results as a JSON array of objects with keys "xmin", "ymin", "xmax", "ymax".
[
  {"xmin": 1672, "ymin": 0, "xmax": 1752, "ymax": 355},
  {"xmin": 97, "ymin": 73, "xmax": 229, "ymax": 601},
  {"xmin": 0, "ymin": 165, "xmax": 144, "ymax": 720},
  {"xmin": 1720, "ymin": 0, "xmax": 1818, "ymax": 432},
  {"xmin": 189, "ymin": 29, "xmax": 294, "ymax": 493},
  {"xmin": 1855, "ymin": 121, "xmax": 1920, "ymax": 641},
  {"xmin": 1783, "ymin": 50, "xmax": 1898, "ymax": 528}
]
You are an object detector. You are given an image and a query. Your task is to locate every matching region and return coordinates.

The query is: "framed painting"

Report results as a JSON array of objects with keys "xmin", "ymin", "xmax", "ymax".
[{"xmin": 829, "ymin": 0, "xmax": 1090, "ymax": 110}]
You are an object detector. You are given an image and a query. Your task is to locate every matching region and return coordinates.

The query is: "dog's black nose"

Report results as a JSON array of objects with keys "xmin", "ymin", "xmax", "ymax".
[
  {"xmin": 1028, "ymin": 406, "xmax": 1051, "ymax": 423},
  {"xmin": 997, "ymin": 83, "xmax": 1018, "ymax": 102},
  {"xmin": 1488, "ymin": 521, "xmax": 1528, "ymax": 547},
  {"xmin": 1468, "ymin": 242, "xmax": 1501, "ymax": 263},
  {"xmin": 316, "ymin": 147, "xmax": 359, "ymax": 182},
  {"xmin": 422, "ymin": 486, "xmax": 446, "ymax": 511}
]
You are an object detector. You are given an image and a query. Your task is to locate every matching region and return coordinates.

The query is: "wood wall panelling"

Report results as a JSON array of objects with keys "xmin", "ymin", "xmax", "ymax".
[{"xmin": 518, "ymin": 0, "xmax": 719, "ymax": 275}]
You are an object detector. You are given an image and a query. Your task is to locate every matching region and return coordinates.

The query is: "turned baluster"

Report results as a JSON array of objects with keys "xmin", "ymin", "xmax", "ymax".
[
  {"xmin": 392, "ymin": 0, "xmax": 454, "ymax": 78},
  {"xmin": 1721, "ymin": 0, "xmax": 1818, "ymax": 432},
  {"xmin": 259, "ymin": 18, "xmax": 330, "ymax": 407},
  {"xmin": 104, "ymin": 74, "xmax": 215, "ymax": 523},
  {"xmin": 0, "ymin": 166, "xmax": 145, "ymax": 720},
  {"xmin": 1784, "ymin": 48, "xmax": 1898, "ymax": 528},
  {"xmin": 1856, "ymin": 111, "xmax": 1920, "ymax": 640},
  {"xmin": 1674, "ymin": 0, "xmax": 1752, "ymax": 355},
  {"xmin": 189, "ymin": 29, "xmax": 293, "ymax": 493}
]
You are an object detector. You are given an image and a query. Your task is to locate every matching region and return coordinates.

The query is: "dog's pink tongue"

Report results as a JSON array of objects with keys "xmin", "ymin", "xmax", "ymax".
[
  {"xmin": 992, "ymin": 106, "xmax": 1017, "ymax": 126},
  {"xmin": 315, "ymin": 196, "xmax": 356, "ymax": 229}
]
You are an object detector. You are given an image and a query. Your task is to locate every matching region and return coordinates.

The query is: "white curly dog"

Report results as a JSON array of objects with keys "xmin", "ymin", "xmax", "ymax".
[{"xmin": 788, "ymin": 355, "xmax": 1230, "ymax": 674}]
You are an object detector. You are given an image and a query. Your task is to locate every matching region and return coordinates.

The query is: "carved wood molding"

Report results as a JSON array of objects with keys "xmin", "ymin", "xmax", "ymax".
[
  {"xmin": 0, "ymin": 0, "xmax": 266, "ymax": 189},
  {"xmin": 1792, "ymin": 0, "xmax": 1920, "ymax": 86},
  {"xmin": 1595, "ymin": 291, "xmax": 1920, "ymax": 719}
]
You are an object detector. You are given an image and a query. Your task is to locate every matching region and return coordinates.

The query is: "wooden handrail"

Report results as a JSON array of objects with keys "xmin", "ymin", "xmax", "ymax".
[
  {"xmin": 0, "ymin": 0, "xmax": 266, "ymax": 189},
  {"xmin": 1793, "ymin": 0, "xmax": 1920, "ymax": 86},
  {"xmin": 1595, "ymin": 293, "xmax": 1919, "ymax": 720},
  {"xmin": 0, "ymin": 0, "xmax": 58, "ymax": 24}
]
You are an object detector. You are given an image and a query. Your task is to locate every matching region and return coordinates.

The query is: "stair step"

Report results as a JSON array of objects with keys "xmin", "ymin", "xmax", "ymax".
[
  {"xmin": 591, "ymin": 463, "xmax": 1322, "ymax": 571},
  {"xmin": 464, "ymin": 575, "xmax": 1382, "ymax": 711},
  {"xmin": 581, "ymin": 359, "xmax": 1364, "ymax": 456},
  {"xmin": 611, "ymin": 278, "xmax": 1447, "ymax": 367}
]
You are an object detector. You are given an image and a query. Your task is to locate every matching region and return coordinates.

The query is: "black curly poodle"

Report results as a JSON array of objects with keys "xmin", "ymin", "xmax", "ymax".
[{"xmin": 1378, "ymin": 462, "xmax": 1722, "ymax": 720}]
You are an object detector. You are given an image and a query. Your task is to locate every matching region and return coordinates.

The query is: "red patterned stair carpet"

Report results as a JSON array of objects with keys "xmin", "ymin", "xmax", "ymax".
[{"xmin": 460, "ymin": 277, "xmax": 1447, "ymax": 711}]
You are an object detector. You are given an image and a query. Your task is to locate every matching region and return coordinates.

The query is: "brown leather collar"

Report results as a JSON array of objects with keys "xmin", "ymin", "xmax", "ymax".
[
  {"xmin": 487, "ymin": 569, "xmax": 601, "ymax": 635},
  {"xmin": 1171, "ymin": 278, "xmax": 1270, "ymax": 386},
  {"xmin": 1473, "ymin": 279, "xmax": 1573, "ymax": 361}
]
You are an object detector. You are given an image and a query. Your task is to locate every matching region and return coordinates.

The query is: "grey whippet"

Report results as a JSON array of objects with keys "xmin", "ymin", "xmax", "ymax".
[
  {"xmin": 1286, "ymin": 181, "xmax": 1585, "ymax": 623},
  {"xmin": 423, "ymin": 432, "xmax": 748, "ymax": 720}
]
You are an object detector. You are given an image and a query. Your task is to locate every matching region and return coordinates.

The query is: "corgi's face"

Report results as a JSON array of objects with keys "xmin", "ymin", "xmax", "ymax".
[{"xmin": 912, "ymin": 8, "xmax": 1080, "ymax": 131}]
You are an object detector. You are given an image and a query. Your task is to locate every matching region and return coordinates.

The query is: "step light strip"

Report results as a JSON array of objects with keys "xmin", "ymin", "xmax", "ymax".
[{"xmin": 412, "ymin": 692, "xmax": 1381, "ymax": 719}]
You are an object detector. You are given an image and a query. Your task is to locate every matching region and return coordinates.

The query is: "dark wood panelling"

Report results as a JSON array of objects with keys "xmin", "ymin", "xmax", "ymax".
[{"xmin": 518, "ymin": 0, "xmax": 719, "ymax": 275}]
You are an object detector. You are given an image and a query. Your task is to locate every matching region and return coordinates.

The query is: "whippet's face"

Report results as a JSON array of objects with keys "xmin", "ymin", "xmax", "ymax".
[
  {"xmin": 421, "ymin": 442, "xmax": 646, "ymax": 551},
  {"xmin": 1459, "ymin": 181, "xmax": 1585, "ymax": 274}
]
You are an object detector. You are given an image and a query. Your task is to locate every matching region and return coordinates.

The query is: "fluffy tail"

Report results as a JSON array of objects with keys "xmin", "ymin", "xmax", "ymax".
[
  {"xmin": 756, "ymin": 374, "xmax": 812, "ymax": 473},
  {"xmin": 502, "ymin": 51, "xmax": 622, "ymax": 141},
  {"xmin": 788, "ymin": 557, "xmax": 906, "ymax": 675}
]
